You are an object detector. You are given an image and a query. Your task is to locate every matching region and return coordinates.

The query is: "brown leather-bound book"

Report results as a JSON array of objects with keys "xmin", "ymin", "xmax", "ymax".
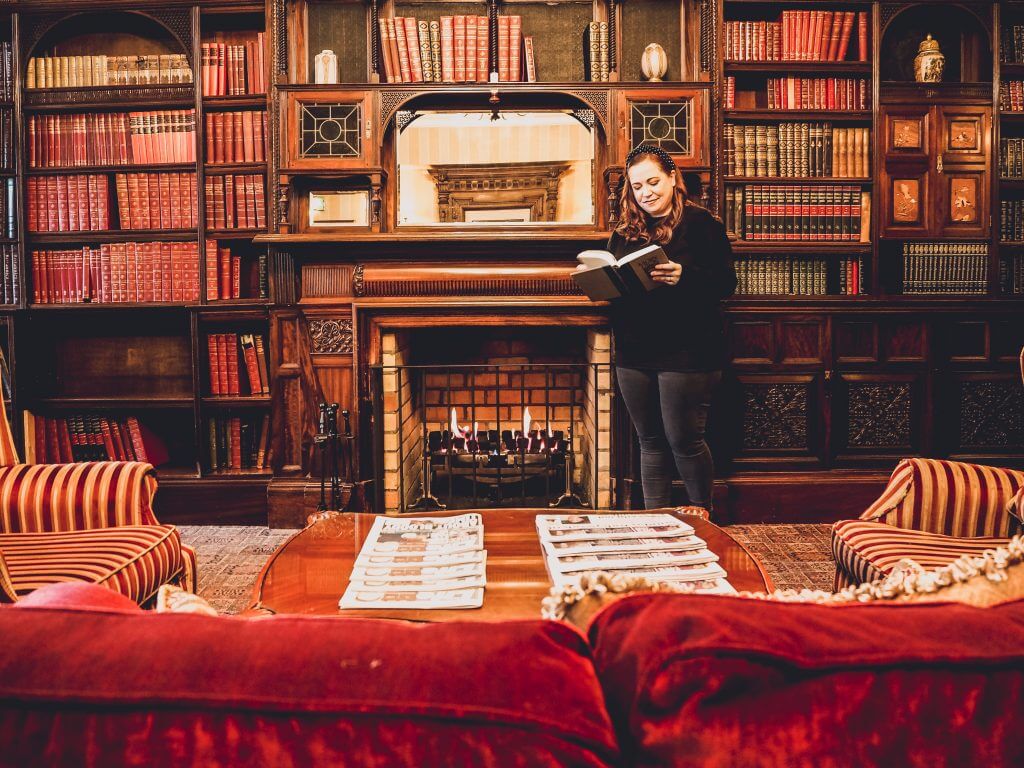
[
  {"xmin": 817, "ymin": 12, "xmax": 833, "ymax": 62},
  {"xmin": 208, "ymin": 334, "xmax": 221, "ymax": 395},
  {"xmin": 377, "ymin": 19, "xmax": 394, "ymax": 82},
  {"xmin": 233, "ymin": 111, "xmax": 245, "ymax": 162},
  {"xmin": 204, "ymin": 112, "xmax": 215, "ymax": 162},
  {"xmin": 836, "ymin": 12, "xmax": 855, "ymax": 61},
  {"xmin": 857, "ymin": 12, "xmax": 868, "ymax": 62},
  {"xmin": 825, "ymin": 12, "xmax": 843, "ymax": 61},
  {"xmin": 394, "ymin": 17, "xmax": 412, "ymax": 83},
  {"xmin": 254, "ymin": 176, "xmax": 266, "ymax": 228},
  {"xmin": 253, "ymin": 334, "xmax": 270, "ymax": 395},
  {"xmin": 254, "ymin": 111, "xmax": 265, "ymax": 162},
  {"xmin": 240, "ymin": 334, "xmax": 261, "ymax": 395},
  {"xmin": 226, "ymin": 337, "xmax": 240, "ymax": 396},
  {"xmin": 256, "ymin": 414, "xmax": 271, "ymax": 469}
]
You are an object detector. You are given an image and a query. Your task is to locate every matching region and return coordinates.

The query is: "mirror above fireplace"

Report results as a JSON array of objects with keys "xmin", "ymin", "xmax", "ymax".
[{"xmin": 396, "ymin": 110, "xmax": 595, "ymax": 227}]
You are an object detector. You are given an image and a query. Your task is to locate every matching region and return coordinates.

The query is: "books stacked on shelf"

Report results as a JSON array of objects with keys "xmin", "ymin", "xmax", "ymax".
[
  {"xmin": 28, "ymin": 111, "xmax": 197, "ymax": 168},
  {"xmin": 206, "ymin": 413, "xmax": 270, "ymax": 471},
  {"xmin": 1000, "ymin": 25, "xmax": 1024, "ymax": 63},
  {"xmin": 735, "ymin": 256, "xmax": 828, "ymax": 295},
  {"xmin": 0, "ymin": 42, "xmax": 12, "ymax": 100},
  {"xmin": 204, "ymin": 174, "xmax": 266, "ymax": 229},
  {"xmin": 839, "ymin": 256, "xmax": 863, "ymax": 295},
  {"xmin": 26, "ymin": 175, "xmax": 108, "ymax": 232},
  {"xmin": 200, "ymin": 35, "xmax": 266, "ymax": 95},
  {"xmin": 0, "ymin": 244, "xmax": 18, "ymax": 305},
  {"xmin": 723, "ymin": 11, "xmax": 867, "ymax": 62},
  {"xmin": 0, "ymin": 177, "xmax": 13, "ymax": 238},
  {"xmin": 536, "ymin": 514, "xmax": 734, "ymax": 594},
  {"xmin": 723, "ymin": 123, "xmax": 870, "ymax": 178},
  {"xmin": 25, "ymin": 54, "xmax": 193, "ymax": 88},
  {"xmin": 24, "ymin": 413, "xmax": 159, "ymax": 464},
  {"xmin": 724, "ymin": 76, "xmax": 736, "ymax": 109},
  {"xmin": 902, "ymin": 242, "xmax": 988, "ymax": 295},
  {"xmin": 204, "ymin": 111, "xmax": 267, "ymax": 164},
  {"xmin": 723, "ymin": 185, "xmax": 870, "ymax": 242},
  {"xmin": 339, "ymin": 514, "xmax": 486, "ymax": 610},
  {"xmin": 115, "ymin": 172, "xmax": 198, "ymax": 230},
  {"xmin": 1001, "ymin": 199, "xmax": 1024, "ymax": 241},
  {"xmin": 207, "ymin": 332, "xmax": 270, "ymax": 396},
  {"xmin": 380, "ymin": 15, "xmax": 482, "ymax": 83},
  {"xmin": 1000, "ymin": 82, "xmax": 1024, "ymax": 113},
  {"xmin": 999, "ymin": 138, "xmax": 1024, "ymax": 177},
  {"xmin": 583, "ymin": 21, "xmax": 610, "ymax": 82},
  {"xmin": 0, "ymin": 107, "xmax": 12, "ymax": 168},
  {"xmin": 30, "ymin": 241, "xmax": 205, "ymax": 304},
  {"xmin": 764, "ymin": 77, "xmax": 868, "ymax": 110},
  {"xmin": 1002, "ymin": 251, "xmax": 1024, "ymax": 295}
]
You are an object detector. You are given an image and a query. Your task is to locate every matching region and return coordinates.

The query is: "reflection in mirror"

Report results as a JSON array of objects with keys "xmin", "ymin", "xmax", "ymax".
[
  {"xmin": 397, "ymin": 111, "xmax": 595, "ymax": 226},
  {"xmin": 308, "ymin": 190, "xmax": 370, "ymax": 227}
]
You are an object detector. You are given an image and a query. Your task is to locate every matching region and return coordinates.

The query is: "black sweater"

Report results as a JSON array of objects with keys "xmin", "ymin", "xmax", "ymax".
[{"xmin": 608, "ymin": 204, "xmax": 737, "ymax": 371}]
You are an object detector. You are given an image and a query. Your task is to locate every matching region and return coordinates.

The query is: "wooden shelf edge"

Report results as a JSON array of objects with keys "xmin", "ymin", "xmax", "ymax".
[{"xmin": 26, "ymin": 163, "xmax": 195, "ymax": 175}]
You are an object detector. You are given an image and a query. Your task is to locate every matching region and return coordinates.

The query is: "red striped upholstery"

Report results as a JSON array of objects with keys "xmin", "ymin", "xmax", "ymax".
[
  {"xmin": 0, "ymin": 548, "xmax": 15, "ymax": 602},
  {"xmin": 832, "ymin": 519, "xmax": 1012, "ymax": 589},
  {"xmin": 0, "ymin": 461, "xmax": 160, "ymax": 533},
  {"xmin": 0, "ymin": 395, "xmax": 19, "ymax": 468},
  {"xmin": 859, "ymin": 458, "xmax": 1024, "ymax": 537},
  {"xmin": 0, "ymin": 525, "xmax": 187, "ymax": 604}
]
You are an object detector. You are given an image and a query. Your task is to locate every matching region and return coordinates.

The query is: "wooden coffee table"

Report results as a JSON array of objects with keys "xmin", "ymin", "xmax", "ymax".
[{"xmin": 250, "ymin": 509, "xmax": 773, "ymax": 620}]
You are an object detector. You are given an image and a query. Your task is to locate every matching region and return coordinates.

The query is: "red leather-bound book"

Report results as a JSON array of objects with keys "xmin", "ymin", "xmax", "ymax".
[
  {"xmin": 453, "ymin": 16, "xmax": 466, "ymax": 82},
  {"xmin": 208, "ymin": 333, "xmax": 221, "ymax": 395},
  {"xmin": 219, "ymin": 245, "xmax": 231, "ymax": 299},
  {"xmin": 240, "ymin": 333, "xmax": 261, "ymax": 395},
  {"xmin": 241, "ymin": 111, "xmax": 254, "ymax": 163},
  {"xmin": 253, "ymin": 334, "xmax": 270, "ymax": 395},
  {"xmin": 224, "ymin": 175, "xmax": 237, "ymax": 229},
  {"xmin": 125, "ymin": 417, "xmax": 150, "ymax": 463},
  {"xmin": 857, "ymin": 12, "xmax": 868, "ymax": 62},
  {"xmin": 205, "ymin": 240, "xmax": 218, "ymax": 301},
  {"xmin": 464, "ymin": 15, "xmax": 477, "ymax": 82},
  {"xmin": 232, "ymin": 111, "xmax": 244, "ymax": 163},
  {"xmin": 226, "ymin": 333, "xmax": 240, "ymax": 396},
  {"xmin": 230, "ymin": 417, "xmax": 242, "ymax": 469},
  {"xmin": 497, "ymin": 15, "xmax": 510, "ymax": 81},
  {"xmin": 231, "ymin": 251, "xmax": 241, "ymax": 297},
  {"xmin": 377, "ymin": 19, "xmax": 394, "ymax": 82},
  {"xmin": 254, "ymin": 111, "xmax": 265, "ymax": 162},
  {"xmin": 476, "ymin": 16, "xmax": 488, "ymax": 81},
  {"xmin": 404, "ymin": 17, "xmax": 424, "ymax": 83},
  {"xmin": 254, "ymin": 176, "xmax": 265, "ymax": 229},
  {"xmin": 394, "ymin": 17, "xmax": 412, "ymax": 83},
  {"xmin": 836, "ymin": 12, "xmax": 855, "ymax": 61},
  {"xmin": 509, "ymin": 16, "xmax": 522, "ymax": 82},
  {"xmin": 440, "ymin": 16, "xmax": 454, "ymax": 82}
]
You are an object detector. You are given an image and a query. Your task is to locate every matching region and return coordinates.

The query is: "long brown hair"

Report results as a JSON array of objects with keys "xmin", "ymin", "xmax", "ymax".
[{"xmin": 615, "ymin": 145, "xmax": 687, "ymax": 245}]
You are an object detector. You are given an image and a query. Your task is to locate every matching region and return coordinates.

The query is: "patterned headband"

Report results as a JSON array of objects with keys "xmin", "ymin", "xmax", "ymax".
[{"xmin": 626, "ymin": 143, "xmax": 676, "ymax": 169}]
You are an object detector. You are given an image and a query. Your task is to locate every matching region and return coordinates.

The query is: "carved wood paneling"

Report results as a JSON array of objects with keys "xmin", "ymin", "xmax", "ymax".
[
  {"xmin": 881, "ymin": 320, "xmax": 926, "ymax": 361},
  {"xmin": 302, "ymin": 265, "xmax": 353, "ymax": 298},
  {"xmin": 835, "ymin": 321, "xmax": 878, "ymax": 363},
  {"xmin": 743, "ymin": 383, "xmax": 808, "ymax": 450},
  {"xmin": 729, "ymin": 321, "xmax": 773, "ymax": 364},
  {"xmin": 947, "ymin": 320, "xmax": 988, "ymax": 361},
  {"xmin": 309, "ymin": 317, "xmax": 354, "ymax": 355},
  {"xmin": 847, "ymin": 382, "xmax": 912, "ymax": 449},
  {"xmin": 780, "ymin": 321, "xmax": 823, "ymax": 364},
  {"xmin": 959, "ymin": 380, "xmax": 1024, "ymax": 450}
]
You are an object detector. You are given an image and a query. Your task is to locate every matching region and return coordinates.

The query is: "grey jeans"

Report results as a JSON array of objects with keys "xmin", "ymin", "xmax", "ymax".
[{"xmin": 616, "ymin": 367, "xmax": 722, "ymax": 511}]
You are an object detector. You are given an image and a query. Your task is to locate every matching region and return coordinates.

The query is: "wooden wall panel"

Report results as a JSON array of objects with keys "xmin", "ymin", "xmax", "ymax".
[
  {"xmin": 835, "ymin": 321, "xmax": 878, "ymax": 363},
  {"xmin": 779, "ymin": 320, "xmax": 823, "ymax": 365},
  {"xmin": 881, "ymin": 319, "xmax": 926, "ymax": 362},
  {"xmin": 728, "ymin": 320, "xmax": 773, "ymax": 364}
]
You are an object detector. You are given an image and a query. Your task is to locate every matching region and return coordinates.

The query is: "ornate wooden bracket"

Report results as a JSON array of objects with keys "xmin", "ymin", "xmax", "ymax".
[
  {"xmin": 604, "ymin": 166, "xmax": 624, "ymax": 227},
  {"xmin": 277, "ymin": 173, "xmax": 292, "ymax": 234}
]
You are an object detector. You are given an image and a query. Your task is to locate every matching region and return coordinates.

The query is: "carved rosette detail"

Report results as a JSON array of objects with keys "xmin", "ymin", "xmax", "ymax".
[
  {"xmin": 847, "ymin": 383, "xmax": 912, "ymax": 448},
  {"xmin": 353, "ymin": 264, "xmax": 365, "ymax": 297},
  {"xmin": 743, "ymin": 384, "xmax": 808, "ymax": 450},
  {"xmin": 959, "ymin": 381, "xmax": 1024, "ymax": 449},
  {"xmin": 309, "ymin": 318, "xmax": 354, "ymax": 355}
]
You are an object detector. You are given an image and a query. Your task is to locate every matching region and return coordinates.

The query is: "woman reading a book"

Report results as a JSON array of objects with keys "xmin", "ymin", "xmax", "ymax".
[{"xmin": 609, "ymin": 144, "xmax": 736, "ymax": 513}]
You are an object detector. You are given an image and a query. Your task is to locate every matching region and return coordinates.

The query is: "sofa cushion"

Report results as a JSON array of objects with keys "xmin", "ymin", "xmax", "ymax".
[
  {"xmin": 0, "ymin": 609, "xmax": 618, "ymax": 768},
  {"xmin": 0, "ymin": 547, "xmax": 14, "ymax": 603},
  {"xmin": 832, "ymin": 518, "xmax": 1010, "ymax": 587},
  {"xmin": 14, "ymin": 581, "xmax": 142, "ymax": 613},
  {"xmin": 0, "ymin": 525, "xmax": 186, "ymax": 604},
  {"xmin": 588, "ymin": 593, "xmax": 1024, "ymax": 768}
]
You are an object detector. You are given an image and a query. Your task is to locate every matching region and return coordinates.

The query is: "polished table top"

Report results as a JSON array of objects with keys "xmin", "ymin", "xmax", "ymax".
[{"xmin": 251, "ymin": 509, "xmax": 774, "ymax": 621}]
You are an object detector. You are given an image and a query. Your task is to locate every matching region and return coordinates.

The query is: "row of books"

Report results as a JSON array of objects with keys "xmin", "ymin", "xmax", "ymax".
[
  {"xmin": 764, "ymin": 77, "xmax": 868, "ymax": 111},
  {"xmin": 26, "ymin": 174, "xmax": 107, "ymax": 232},
  {"xmin": 723, "ymin": 123, "xmax": 870, "ymax": 179},
  {"xmin": 24, "ymin": 414, "xmax": 154, "ymax": 465},
  {"xmin": 30, "ymin": 241, "xmax": 205, "ymax": 304},
  {"xmin": 1001, "ymin": 252, "xmax": 1024, "ymax": 294},
  {"xmin": 538, "ymin": 514, "xmax": 732, "ymax": 593},
  {"xmin": 735, "ymin": 256, "xmax": 829, "ymax": 296},
  {"xmin": 0, "ymin": 108, "xmax": 12, "ymax": 169},
  {"xmin": 116, "ymin": 172, "xmax": 198, "ymax": 231},
  {"xmin": 206, "ymin": 245, "xmax": 243, "ymax": 300},
  {"xmin": 724, "ymin": 185, "xmax": 869, "ymax": 242},
  {"xmin": 0, "ymin": 245, "xmax": 19, "ymax": 306},
  {"xmin": 902, "ymin": 243, "xmax": 988, "ymax": 295},
  {"xmin": 723, "ymin": 11, "xmax": 868, "ymax": 63},
  {"xmin": 26, "ymin": 54, "xmax": 193, "ymax": 89},
  {"xmin": 999, "ymin": 25, "xmax": 1024, "ymax": 63},
  {"xmin": 998, "ymin": 137, "xmax": 1024, "ymax": 178},
  {"xmin": 200, "ymin": 37, "xmax": 266, "ymax": 96},
  {"xmin": 0, "ymin": 43, "xmax": 12, "ymax": 100},
  {"xmin": 204, "ymin": 174, "xmax": 266, "ymax": 230},
  {"xmin": 27, "ymin": 111, "xmax": 197, "ymax": 168},
  {"xmin": 583, "ymin": 21, "xmax": 612, "ymax": 82},
  {"xmin": 206, "ymin": 332, "xmax": 270, "ymax": 397},
  {"xmin": 340, "ymin": 514, "xmax": 487, "ymax": 610},
  {"xmin": 207, "ymin": 414, "xmax": 271, "ymax": 472},
  {"xmin": 204, "ymin": 111, "xmax": 267, "ymax": 165},
  {"xmin": 0, "ymin": 178, "xmax": 13, "ymax": 239},
  {"xmin": 1000, "ymin": 199, "xmax": 1024, "ymax": 242},
  {"xmin": 1000, "ymin": 81, "xmax": 1024, "ymax": 113}
]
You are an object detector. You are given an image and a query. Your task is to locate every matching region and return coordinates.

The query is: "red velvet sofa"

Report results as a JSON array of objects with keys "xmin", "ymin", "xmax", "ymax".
[{"xmin": 2, "ymin": 583, "xmax": 1023, "ymax": 768}]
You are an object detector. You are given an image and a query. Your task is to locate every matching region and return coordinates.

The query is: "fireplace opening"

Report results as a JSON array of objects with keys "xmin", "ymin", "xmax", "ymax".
[{"xmin": 372, "ymin": 327, "xmax": 612, "ymax": 513}]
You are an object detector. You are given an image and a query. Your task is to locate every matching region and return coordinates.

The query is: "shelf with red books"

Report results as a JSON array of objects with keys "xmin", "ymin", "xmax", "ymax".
[
  {"xmin": 26, "ymin": 230, "xmax": 198, "ymax": 245},
  {"xmin": 22, "ymin": 92, "xmax": 195, "ymax": 113},
  {"xmin": 203, "ymin": 162, "xmax": 267, "ymax": 173},
  {"xmin": 723, "ymin": 110, "xmax": 871, "ymax": 121},
  {"xmin": 201, "ymin": 396, "xmax": 272, "ymax": 408},
  {"xmin": 724, "ymin": 62, "xmax": 871, "ymax": 74},
  {"xmin": 26, "ymin": 163, "xmax": 196, "ymax": 176},
  {"xmin": 724, "ymin": 177, "xmax": 872, "ymax": 184}
]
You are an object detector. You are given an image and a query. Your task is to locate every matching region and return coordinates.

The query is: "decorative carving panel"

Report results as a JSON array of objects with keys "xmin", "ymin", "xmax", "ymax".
[
  {"xmin": 743, "ymin": 383, "xmax": 808, "ymax": 450},
  {"xmin": 847, "ymin": 383, "xmax": 912, "ymax": 449},
  {"xmin": 309, "ymin": 317, "xmax": 354, "ymax": 355},
  {"xmin": 959, "ymin": 381, "xmax": 1024, "ymax": 450}
]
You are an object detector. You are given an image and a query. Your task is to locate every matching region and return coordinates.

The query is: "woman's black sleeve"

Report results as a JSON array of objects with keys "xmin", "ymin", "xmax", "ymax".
[{"xmin": 677, "ymin": 216, "xmax": 737, "ymax": 300}]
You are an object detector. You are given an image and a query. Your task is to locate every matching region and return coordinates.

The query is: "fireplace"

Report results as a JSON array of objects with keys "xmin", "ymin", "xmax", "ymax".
[{"xmin": 373, "ymin": 326, "xmax": 612, "ymax": 513}]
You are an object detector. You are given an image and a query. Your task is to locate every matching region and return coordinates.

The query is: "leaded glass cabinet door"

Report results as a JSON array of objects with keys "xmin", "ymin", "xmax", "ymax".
[
  {"xmin": 617, "ymin": 88, "xmax": 709, "ymax": 168},
  {"xmin": 281, "ymin": 90, "xmax": 375, "ymax": 170}
]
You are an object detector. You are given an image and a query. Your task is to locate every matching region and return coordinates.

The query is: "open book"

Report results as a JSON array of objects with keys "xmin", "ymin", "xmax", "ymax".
[{"xmin": 572, "ymin": 244, "xmax": 670, "ymax": 300}]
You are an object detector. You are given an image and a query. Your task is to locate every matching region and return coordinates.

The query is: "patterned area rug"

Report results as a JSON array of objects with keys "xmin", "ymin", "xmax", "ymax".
[{"xmin": 178, "ymin": 523, "xmax": 837, "ymax": 614}]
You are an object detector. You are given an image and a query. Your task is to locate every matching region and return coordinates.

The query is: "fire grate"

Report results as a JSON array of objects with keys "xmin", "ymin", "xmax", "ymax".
[{"xmin": 372, "ymin": 362, "xmax": 611, "ymax": 512}]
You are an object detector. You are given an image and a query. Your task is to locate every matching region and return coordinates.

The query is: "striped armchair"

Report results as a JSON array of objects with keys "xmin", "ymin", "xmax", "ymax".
[
  {"xmin": 832, "ymin": 458, "xmax": 1024, "ymax": 588},
  {"xmin": 0, "ymin": 394, "xmax": 196, "ymax": 604}
]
